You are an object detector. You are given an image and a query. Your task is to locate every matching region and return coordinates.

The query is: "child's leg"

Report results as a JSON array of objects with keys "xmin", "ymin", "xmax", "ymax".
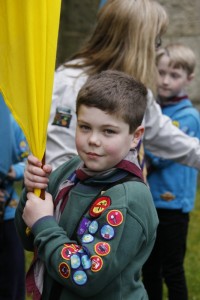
[
  {"xmin": 159, "ymin": 210, "xmax": 189, "ymax": 300},
  {"xmin": 0, "ymin": 219, "xmax": 25, "ymax": 300},
  {"xmin": 142, "ymin": 225, "xmax": 163, "ymax": 300}
]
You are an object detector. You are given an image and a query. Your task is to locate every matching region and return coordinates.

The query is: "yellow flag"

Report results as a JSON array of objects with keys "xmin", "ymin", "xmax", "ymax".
[{"xmin": 0, "ymin": 1, "xmax": 61, "ymax": 163}]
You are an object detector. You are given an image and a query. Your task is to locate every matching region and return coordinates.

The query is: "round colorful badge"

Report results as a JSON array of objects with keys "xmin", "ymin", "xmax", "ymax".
[
  {"xmin": 107, "ymin": 210, "xmax": 123, "ymax": 226},
  {"xmin": 94, "ymin": 242, "xmax": 111, "ymax": 256},
  {"xmin": 91, "ymin": 255, "xmax": 103, "ymax": 272},
  {"xmin": 89, "ymin": 196, "xmax": 111, "ymax": 217},
  {"xmin": 61, "ymin": 245, "xmax": 76, "ymax": 260},
  {"xmin": 81, "ymin": 255, "xmax": 92, "ymax": 270},
  {"xmin": 82, "ymin": 234, "xmax": 94, "ymax": 244},
  {"xmin": 59, "ymin": 262, "xmax": 70, "ymax": 279},
  {"xmin": 88, "ymin": 220, "xmax": 99, "ymax": 234},
  {"xmin": 71, "ymin": 254, "xmax": 81, "ymax": 269},
  {"xmin": 73, "ymin": 270, "xmax": 87, "ymax": 285},
  {"xmin": 100, "ymin": 224, "xmax": 115, "ymax": 240}
]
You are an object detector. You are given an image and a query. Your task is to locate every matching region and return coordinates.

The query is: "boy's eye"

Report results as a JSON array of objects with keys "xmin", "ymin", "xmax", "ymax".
[
  {"xmin": 171, "ymin": 73, "xmax": 180, "ymax": 79},
  {"xmin": 104, "ymin": 129, "xmax": 116, "ymax": 135},
  {"xmin": 79, "ymin": 124, "xmax": 91, "ymax": 131},
  {"xmin": 158, "ymin": 70, "xmax": 165, "ymax": 77}
]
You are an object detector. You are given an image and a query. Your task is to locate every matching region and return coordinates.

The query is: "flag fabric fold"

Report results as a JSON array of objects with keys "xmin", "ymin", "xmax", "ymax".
[{"xmin": 0, "ymin": 1, "xmax": 61, "ymax": 165}]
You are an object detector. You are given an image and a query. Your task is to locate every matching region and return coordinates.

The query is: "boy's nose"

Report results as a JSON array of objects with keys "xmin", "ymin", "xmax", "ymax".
[
  {"xmin": 88, "ymin": 132, "xmax": 101, "ymax": 146},
  {"xmin": 162, "ymin": 75, "xmax": 170, "ymax": 85}
]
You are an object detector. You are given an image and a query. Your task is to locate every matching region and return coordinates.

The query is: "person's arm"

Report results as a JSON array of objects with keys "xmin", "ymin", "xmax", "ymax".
[
  {"xmin": 22, "ymin": 183, "xmax": 156, "ymax": 298},
  {"xmin": 143, "ymin": 90, "xmax": 200, "ymax": 169},
  {"xmin": 46, "ymin": 67, "xmax": 87, "ymax": 170}
]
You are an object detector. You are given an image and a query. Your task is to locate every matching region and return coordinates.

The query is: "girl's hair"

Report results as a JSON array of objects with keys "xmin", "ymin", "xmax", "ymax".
[
  {"xmin": 76, "ymin": 70, "xmax": 147, "ymax": 133},
  {"xmin": 157, "ymin": 43, "xmax": 196, "ymax": 75},
  {"xmin": 65, "ymin": 0, "xmax": 168, "ymax": 92}
]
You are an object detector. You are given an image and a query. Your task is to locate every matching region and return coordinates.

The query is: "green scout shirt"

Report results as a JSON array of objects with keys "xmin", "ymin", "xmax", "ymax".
[{"xmin": 15, "ymin": 156, "xmax": 158, "ymax": 300}]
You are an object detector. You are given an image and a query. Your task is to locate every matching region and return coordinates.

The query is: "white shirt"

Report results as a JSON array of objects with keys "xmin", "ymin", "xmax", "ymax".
[{"xmin": 46, "ymin": 61, "xmax": 200, "ymax": 170}]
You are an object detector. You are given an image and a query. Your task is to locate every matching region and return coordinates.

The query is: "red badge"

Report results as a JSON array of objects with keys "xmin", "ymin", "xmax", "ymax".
[
  {"xmin": 89, "ymin": 196, "xmax": 111, "ymax": 217},
  {"xmin": 59, "ymin": 262, "xmax": 70, "ymax": 278},
  {"xmin": 91, "ymin": 255, "xmax": 103, "ymax": 272},
  {"xmin": 107, "ymin": 210, "xmax": 123, "ymax": 226},
  {"xmin": 94, "ymin": 242, "xmax": 111, "ymax": 256},
  {"xmin": 61, "ymin": 244, "xmax": 78, "ymax": 260}
]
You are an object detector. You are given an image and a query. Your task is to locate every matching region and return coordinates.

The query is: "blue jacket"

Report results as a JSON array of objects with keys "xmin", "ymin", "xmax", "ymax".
[
  {"xmin": 1, "ymin": 113, "xmax": 29, "ymax": 220},
  {"xmin": 146, "ymin": 99, "xmax": 200, "ymax": 213},
  {"xmin": 0, "ymin": 94, "xmax": 12, "ymax": 179}
]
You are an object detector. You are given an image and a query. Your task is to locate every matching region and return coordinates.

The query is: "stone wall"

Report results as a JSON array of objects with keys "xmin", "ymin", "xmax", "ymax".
[{"xmin": 56, "ymin": 0, "xmax": 200, "ymax": 105}]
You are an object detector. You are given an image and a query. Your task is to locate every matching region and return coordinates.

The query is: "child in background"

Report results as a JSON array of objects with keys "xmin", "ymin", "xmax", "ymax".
[
  {"xmin": 0, "ymin": 93, "xmax": 29, "ymax": 300},
  {"xmin": 15, "ymin": 70, "xmax": 158, "ymax": 300},
  {"xmin": 142, "ymin": 43, "xmax": 200, "ymax": 300}
]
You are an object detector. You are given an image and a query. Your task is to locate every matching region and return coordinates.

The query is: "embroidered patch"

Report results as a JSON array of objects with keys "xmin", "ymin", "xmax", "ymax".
[
  {"xmin": 52, "ymin": 106, "xmax": 72, "ymax": 128},
  {"xmin": 77, "ymin": 217, "xmax": 91, "ymax": 236},
  {"xmin": 82, "ymin": 234, "xmax": 94, "ymax": 244},
  {"xmin": 71, "ymin": 254, "xmax": 81, "ymax": 269},
  {"xmin": 8, "ymin": 199, "xmax": 18, "ymax": 208},
  {"xmin": 94, "ymin": 242, "xmax": 111, "ymax": 256},
  {"xmin": 160, "ymin": 192, "xmax": 175, "ymax": 201},
  {"xmin": 107, "ymin": 210, "xmax": 123, "ymax": 226},
  {"xmin": 61, "ymin": 244, "xmax": 80, "ymax": 260},
  {"xmin": 100, "ymin": 224, "xmax": 115, "ymax": 240},
  {"xmin": 81, "ymin": 255, "xmax": 92, "ymax": 270},
  {"xmin": 73, "ymin": 270, "xmax": 87, "ymax": 285},
  {"xmin": 91, "ymin": 255, "xmax": 103, "ymax": 272},
  {"xmin": 59, "ymin": 262, "xmax": 70, "ymax": 279},
  {"xmin": 88, "ymin": 220, "xmax": 99, "ymax": 234},
  {"xmin": 89, "ymin": 196, "xmax": 111, "ymax": 218},
  {"xmin": 172, "ymin": 120, "xmax": 179, "ymax": 128},
  {"xmin": 71, "ymin": 244, "xmax": 82, "ymax": 252}
]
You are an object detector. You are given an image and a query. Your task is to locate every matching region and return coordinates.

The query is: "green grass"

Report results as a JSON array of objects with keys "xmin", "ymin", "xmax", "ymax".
[{"xmin": 16, "ymin": 182, "xmax": 200, "ymax": 299}]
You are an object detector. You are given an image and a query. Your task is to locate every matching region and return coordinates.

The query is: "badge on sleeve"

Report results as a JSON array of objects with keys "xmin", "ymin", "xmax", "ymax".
[
  {"xmin": 61, "ymin": 244, "xmax": 81, "ymax": 260},
  {"xmin": 89, "ymin": 196, "xmax": 111, "ymax": 217},
  {"xmin": 82, "ymin": 234, "xmax": 94, "ymax": 244},
  {"xmin": 81, "ymin": 255, "xmax": 92, "ymax": 270},
  {"xmin": 59, "ymin": 262, "xmax": 70, "ymax": 279},
  {"xmin": 100, "ymin": 224, "xmax": 115, "ymax": 240},
  {"xmin": 94, "ymin": 242, "xmax": 111, "ymax": 256},
  {"xmin": 91, "ymin": 255, "xmax": 103, "ymax": 272},
  {"xmin": 71, "ymin": 254, "xmax": 81, "ymax": 269},
  {"xmin": 77, "ymin": 217, "xmax": 91, "ymax": 235},
  {"xmin": 73, "ymin": 270, "xmax": 87, "ymax": 285},
  {"xmin": 88, "ymin": 220, "xmax": 99, "ymax": 234},
  {"xmin": 107, "ymin": 210, "xmax": 123, "ymax": 226}
]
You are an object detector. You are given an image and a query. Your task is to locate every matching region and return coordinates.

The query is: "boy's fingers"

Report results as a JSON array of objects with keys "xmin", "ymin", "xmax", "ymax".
[{"xmin": 27, "ymin": 154, "xmax": 42, "ymax": 167}]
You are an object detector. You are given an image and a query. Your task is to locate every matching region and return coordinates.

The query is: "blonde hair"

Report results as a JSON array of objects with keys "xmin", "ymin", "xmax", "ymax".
[
  {"xmin": 157, "ymin": 43, "xmax": 196, "ymax": 75},
  {"xmin": 66, "ymin": 0, "xmax": 168, "ymax": 91}
]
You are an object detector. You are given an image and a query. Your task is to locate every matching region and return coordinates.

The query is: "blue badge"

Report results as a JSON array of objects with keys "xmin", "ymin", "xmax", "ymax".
[
  {"xmin": 71, "ymin": 254, "xmax": 81, "ymax": 269},
  {"xmin": 77, "ymin": 217, "xmax": 91, "ymax": 236},
  {"xmin": 81, "ymin": 255, "xmax": 92, "ymax": 270},
  {"xmin": 73, "ymin": 270, "xmax": 87, "ymax": 285},
  {"xmin": 100, "ymin": 224, "xmax": 115, "ymax": 240},
  {"xmin": 82, "ymin": 234, "xmax": 94, "ymax": 244},
  {"xmin": 88, "ymin": 220, "xmax": 98, "ymax": 234}
]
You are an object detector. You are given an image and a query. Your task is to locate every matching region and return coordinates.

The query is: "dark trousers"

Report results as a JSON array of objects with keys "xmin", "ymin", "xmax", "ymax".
[
  {"xmin": 0, "ymin": 219, "xmax": 25, "ymax": 300},
  {"xmin": 142, "ymin": 209, "xmax": 189, "ymax": 300}
]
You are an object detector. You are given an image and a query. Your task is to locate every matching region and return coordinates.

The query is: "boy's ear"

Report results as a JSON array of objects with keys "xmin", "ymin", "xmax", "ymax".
[
  {"xmin": 187, "ymin": 73, "xmax": 195, "ymax": 83},
  {"xmin": 131, "ymin": 125, "xmax": 145, "ymax": 148}
]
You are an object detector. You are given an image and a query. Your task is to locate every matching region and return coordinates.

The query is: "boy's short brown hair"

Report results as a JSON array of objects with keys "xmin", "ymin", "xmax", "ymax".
[
  {"xmin": 76, "ymin": 70, "xmax": 147, "ymax": 133},
  {"xmin": 156, "ymin": 43, "xmax": 196, "ymax": 75}
]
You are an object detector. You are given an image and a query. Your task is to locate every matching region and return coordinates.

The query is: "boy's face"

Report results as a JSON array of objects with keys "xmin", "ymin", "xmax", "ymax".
[
  {"xmin": 76, "ymin": 105, "xmax": 143, "ymax": 172},
  {"xmin": 157, "ymin": 54, "xmax": 193, "ymax": 99}
]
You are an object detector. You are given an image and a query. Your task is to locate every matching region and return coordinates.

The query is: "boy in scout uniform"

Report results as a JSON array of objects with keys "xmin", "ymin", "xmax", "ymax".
[{"xmin": 15, "ymin": 70, "xmax": 158, "ymax": 300}]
